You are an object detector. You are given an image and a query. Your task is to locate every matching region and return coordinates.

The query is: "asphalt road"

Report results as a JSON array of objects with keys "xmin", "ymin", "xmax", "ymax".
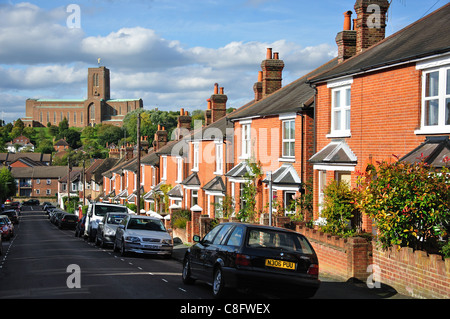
[{"xmin": 0, "ymin": 207, "xmax": 412, "ymax": 304}]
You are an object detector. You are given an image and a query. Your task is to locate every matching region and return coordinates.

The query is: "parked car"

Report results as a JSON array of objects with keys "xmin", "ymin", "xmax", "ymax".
[
  {"xmin": 50, "ymin": 211, "xmax": 66, "ymax": 225},
  {"xmin": 57, "ymin": 213, "xmax": 79, "ymax": 230},
  {"xmin": 95, "ymin": 212, "xmax": 128, "ymax": 248},
  {"xmin": 2, "ymin": 209, "xmax": 19, "ymax": 224},
  {"xmin": 43, "ymin": 203, "xmax": 56, "ymax": 214},
  {"xmin": 75, "ymin": 215, "xmax": 86, "ymax": 238},
  {"xmin": 22, "ymin": 199, "xmax": 40, "ymax": 206},
  {"xmin": 0, "ymin": 215, "xmax": 14, "ymax": 240},
  {"xmin": 114, "ymin": 215, "xmax": 173, "ymax": 258},
  {"xmin": 181, "ymin": 222, "xmax": 320, "ymax": 299},
  {"xmin": 85, "ymin": 202, "xmax": 128, "ymax": 242}
]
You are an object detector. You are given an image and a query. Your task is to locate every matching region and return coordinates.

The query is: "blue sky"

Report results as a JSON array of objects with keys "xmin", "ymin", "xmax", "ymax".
[{"xmin": 0, "ymin": 0, "xmax": 447, "ymax": 124}]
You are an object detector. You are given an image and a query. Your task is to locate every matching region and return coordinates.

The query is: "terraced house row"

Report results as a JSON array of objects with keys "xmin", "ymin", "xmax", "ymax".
[{"xmin": 99, "ymin": 1, "xmax": 450, "ymax": 239}]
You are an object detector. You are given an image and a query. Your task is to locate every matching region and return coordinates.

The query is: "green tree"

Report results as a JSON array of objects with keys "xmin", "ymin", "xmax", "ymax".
[
  {"xmin": 0, "ymin": 167, "xmax": 17, "ymax": 202},
  {"xmin": 96, "ymin": 124, "xmax": 124, "ymax": 147}
]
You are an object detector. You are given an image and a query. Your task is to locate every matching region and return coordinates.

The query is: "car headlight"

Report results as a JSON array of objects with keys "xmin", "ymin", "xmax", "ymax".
[
  {"xmin": 104, "ymin": 226, "xmax": 116, "ymax": 236},
  {"xmin": 125, "ymin": 236, "xmax": 140, "ymax": 243},
  {"xmin": 162, "ymin": 239, "xmax": 173, "ymax": 245}
]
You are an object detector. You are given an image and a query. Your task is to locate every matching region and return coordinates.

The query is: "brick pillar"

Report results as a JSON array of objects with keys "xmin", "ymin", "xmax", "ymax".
[{"xmin": 346, "ymin": 237, "xmax": 372, "ymax": 281}]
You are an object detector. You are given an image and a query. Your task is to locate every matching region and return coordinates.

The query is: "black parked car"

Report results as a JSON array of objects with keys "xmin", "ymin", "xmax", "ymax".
[
  {"xmin": 22, "ymin": 199, "xmax": 40, "ymax": 206},
  {"xmin": 182, "ymin": 222, "xmax": 320, "ymax": 299},
  {"xmin": 57, "ymin": 213, "xmax": 79, "ymax": 230}
]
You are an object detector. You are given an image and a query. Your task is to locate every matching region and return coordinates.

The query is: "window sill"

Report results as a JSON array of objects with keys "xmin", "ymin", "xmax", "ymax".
[
  {"xmin": 278, "ymin": 157, "xmax": 295, "ymax": 163},
  {"xmin": 326, "ymin": 131, "xmax": 351, "ymax": 139},
  {"xmin": 414, "ymin": 127, "xmax": 450, "ymax": 135}
]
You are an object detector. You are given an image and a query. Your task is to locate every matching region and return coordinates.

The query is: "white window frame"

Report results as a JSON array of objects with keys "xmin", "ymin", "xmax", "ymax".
[
  {"xmin": 162, "ymin": 156, "xmax": 167, "ymax": 181},
  {"xmin": 416, "ymin": 63, "xmax": 450, "ymax": 134},
  {"xmin": 241, "ymin": 123, "xmax": 251, "ymax": 159},
  {"xmin": 191, "ymin": 189, "xmax": 198, "ymax": 207},
  {"xmin": 192, "ymin": 142, "xmax": 199, "ymax": 172},
  {"xmin": 330, "ymin": 85, "xmax": 351, "ymax": 137},
  {"xmin": 282, "ymin": 119, "xmax": 295, "ymax": 158},
  {"xmin": 176, "ymin": 157, "xmax": 183, "ymax": 183},
  {"xmin": 46, "ymin": 189, "xmax": 51, "ymax": 195},
  {"xmin": 214, "ymin": 142, "xmax": 223, "ymax": 175}
]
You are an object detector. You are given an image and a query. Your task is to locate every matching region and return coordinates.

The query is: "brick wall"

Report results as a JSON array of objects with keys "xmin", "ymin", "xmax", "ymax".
[
  {"xmin": 373, "ymin": 243, "xmax": 450, "ymax": 299},
  {"xmin": 296, "ymin": 224, "xmax": 372, "ymax": 281}
]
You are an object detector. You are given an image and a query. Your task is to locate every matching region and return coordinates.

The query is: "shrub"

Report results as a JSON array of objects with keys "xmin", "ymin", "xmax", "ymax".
[
  {"xmin": 320, "ymin": 180, "xmax": 358, "ymax": 237},
  {"xmin": 355, "ymin": 158, "xmax": 450, "ymax": 252}
]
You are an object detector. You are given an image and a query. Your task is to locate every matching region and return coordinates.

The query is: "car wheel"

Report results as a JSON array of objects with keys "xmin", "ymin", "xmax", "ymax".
[
  {"xmin": 212, "ymin": 266, "xmax": 226, "ymax": 298},
  {"xmin": 182, "ymin": 257, "xmax": 195, "ymax": 285}
]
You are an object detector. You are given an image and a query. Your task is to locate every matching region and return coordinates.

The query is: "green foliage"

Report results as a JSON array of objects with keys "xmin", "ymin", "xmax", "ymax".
[
  {"xmin": 172, "ymin": 209, "xmax": 191, "ymax": 229},
  {"xmin": 0, "ymin": 167, "xmax": 17, "ymax": 203},
  {"xmin": 356, "ymin": 158, "xmax": 450, "ymax": 252},
  {"xmin": 237, "ymin": 160, "xmax": 262, "ymax": 223},
  {"xmin": 320, "ymin": 180, "xmax": 358, "ymax": 237}
]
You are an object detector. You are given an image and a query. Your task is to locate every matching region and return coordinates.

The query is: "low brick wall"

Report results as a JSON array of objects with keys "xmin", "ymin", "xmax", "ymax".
[
  {"xmin": 373, "ymin": 243, "xmax": 450, "ymax": 299},
  {"xmin": 295, "ymin": 225, "xmax": 372, "ymax": 282}
]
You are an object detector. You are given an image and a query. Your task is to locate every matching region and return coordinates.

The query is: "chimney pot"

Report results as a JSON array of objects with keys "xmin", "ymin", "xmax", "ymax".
[
  {"xmin": 258, "ymin": 71, "xmax": 263, "ymax": 82},
  {"xmin": 266, "ymin": 48, "xmax": 272, "ymax": 59},
  {"xmin": 273, "ymin": 52, "xmax": 279, "ymax": 59},
  {"xmin": 158, "ymin": 124, "xmax": 161, "ymax": 130},
  {"xmin": 214, "ymin": 83, "xmax": 219, "ymax": 94},
  {"xmin": 180, "ymin": 108, "xmax": 184, "ymax": 116},
  {"xmin": 343, "ymin": 11, "xmax": 352, "ymax": 31},
  {"xmin": 220, "ymin": 87, "xmax": 224, "ymax": 94}
]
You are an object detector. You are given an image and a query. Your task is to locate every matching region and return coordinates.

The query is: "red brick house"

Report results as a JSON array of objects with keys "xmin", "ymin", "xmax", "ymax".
[
  {"xmin": 308, "ymin": 1, "xmax": 450, "ymax": 231},
  {"xmin": 227, "ymin": 49, "xmax": 337, "ymax": 221}
]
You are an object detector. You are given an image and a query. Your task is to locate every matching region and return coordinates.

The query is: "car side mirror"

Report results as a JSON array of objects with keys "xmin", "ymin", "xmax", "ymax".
[{"xmin": 193, "ymin": 235, "xmax": 201, "ymax": 243}]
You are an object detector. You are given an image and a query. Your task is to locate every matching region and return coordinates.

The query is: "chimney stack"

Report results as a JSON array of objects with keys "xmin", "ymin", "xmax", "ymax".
[
  {"xmin": 354, "ymin": 0, "xmax": 390, "ymax": 53},
  {"xmin": 174, "ymin": 108, "xmax": 192, "ymax": 140},
  {"xmin": 261, "ymin": 48, "xmax": 284, "ymax": 97},
  {"xmin": 336, "ymin": 11, "xmax": 357, "ymax": 63},
  {"xmin": 209, "ymin": 83, "xmax": 228, "ymax": 124},
  {"xmin": 153, "ymin": 125, "xmax": 168, "ymax": 151},
  {"xmin": 253, "ymin": 71, "xmax": 263, "ymax": 102}
]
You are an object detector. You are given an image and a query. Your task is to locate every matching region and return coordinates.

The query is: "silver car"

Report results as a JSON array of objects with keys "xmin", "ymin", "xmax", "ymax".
[
  {"xmin": 114, "ymin": 215, "xmax": 173, "ymax": 258},
  {"xmin": 95, "ymin": 212, "xmax": 128, "ymax": 248}
]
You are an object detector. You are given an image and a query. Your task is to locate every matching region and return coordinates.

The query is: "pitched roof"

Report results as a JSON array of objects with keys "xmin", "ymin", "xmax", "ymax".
[
  {"xmin": 309, "ymin": 3, "xmax": 450, "ymax": 84},
  {"xmin": 400, "ymin": 136, "xmax": 450, "ymax": 168},
  {"xmin": 10, "ymin": 166, "xmax": 69, "ymax": 179},
  {"xmin": 202, "ymin": 176, "xmax": 226, "ymax": 193},
  {"xmin": 309, "ymin": 141, "xmax": 357, "ymax": 165}
]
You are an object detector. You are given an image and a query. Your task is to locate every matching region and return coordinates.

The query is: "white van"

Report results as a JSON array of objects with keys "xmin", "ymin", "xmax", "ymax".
[{"xmin": 84, "ymin": 202, "xmax": 129, "ymax": 241}]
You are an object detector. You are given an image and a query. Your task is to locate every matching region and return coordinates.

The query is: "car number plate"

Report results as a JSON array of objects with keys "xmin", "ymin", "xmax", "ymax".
[
  {"xmin": 265, "ymin": 259, "xmax": 296, "ymax": 270},
  {"xmin": 143, "ymin": 244, "xmax": 159, "ymax": 249}
]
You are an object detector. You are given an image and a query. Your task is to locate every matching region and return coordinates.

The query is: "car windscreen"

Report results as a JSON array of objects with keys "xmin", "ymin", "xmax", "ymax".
[
  {"xmin": 107, "ymin": 214, "xmax": 127, "ymax": 224},
  {"xmin": 127, "ymin": 218, "xmax": 166, "ymax": 232},
  {"xmin": 94, "ymin": 205, "xmax": 127, "ymax": 216},
  {"xmin": 246, "ymin": 228, "xmax": 314, "ymax": 254}
]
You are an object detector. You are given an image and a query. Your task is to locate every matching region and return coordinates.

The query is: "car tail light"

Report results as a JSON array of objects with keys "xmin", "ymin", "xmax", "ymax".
[
  {"xmin": 307, "ymin": 264, "xmax": 319, "ymax": 276},
  {"xmin": 235, "ymin": 254, "xmax": 251, "ymax": 266}
]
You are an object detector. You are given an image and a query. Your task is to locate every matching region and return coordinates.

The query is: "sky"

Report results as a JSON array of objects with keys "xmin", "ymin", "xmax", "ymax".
[{"xmin": 0, "ymin": 0, "xmax": 447, "ymax": 124}]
